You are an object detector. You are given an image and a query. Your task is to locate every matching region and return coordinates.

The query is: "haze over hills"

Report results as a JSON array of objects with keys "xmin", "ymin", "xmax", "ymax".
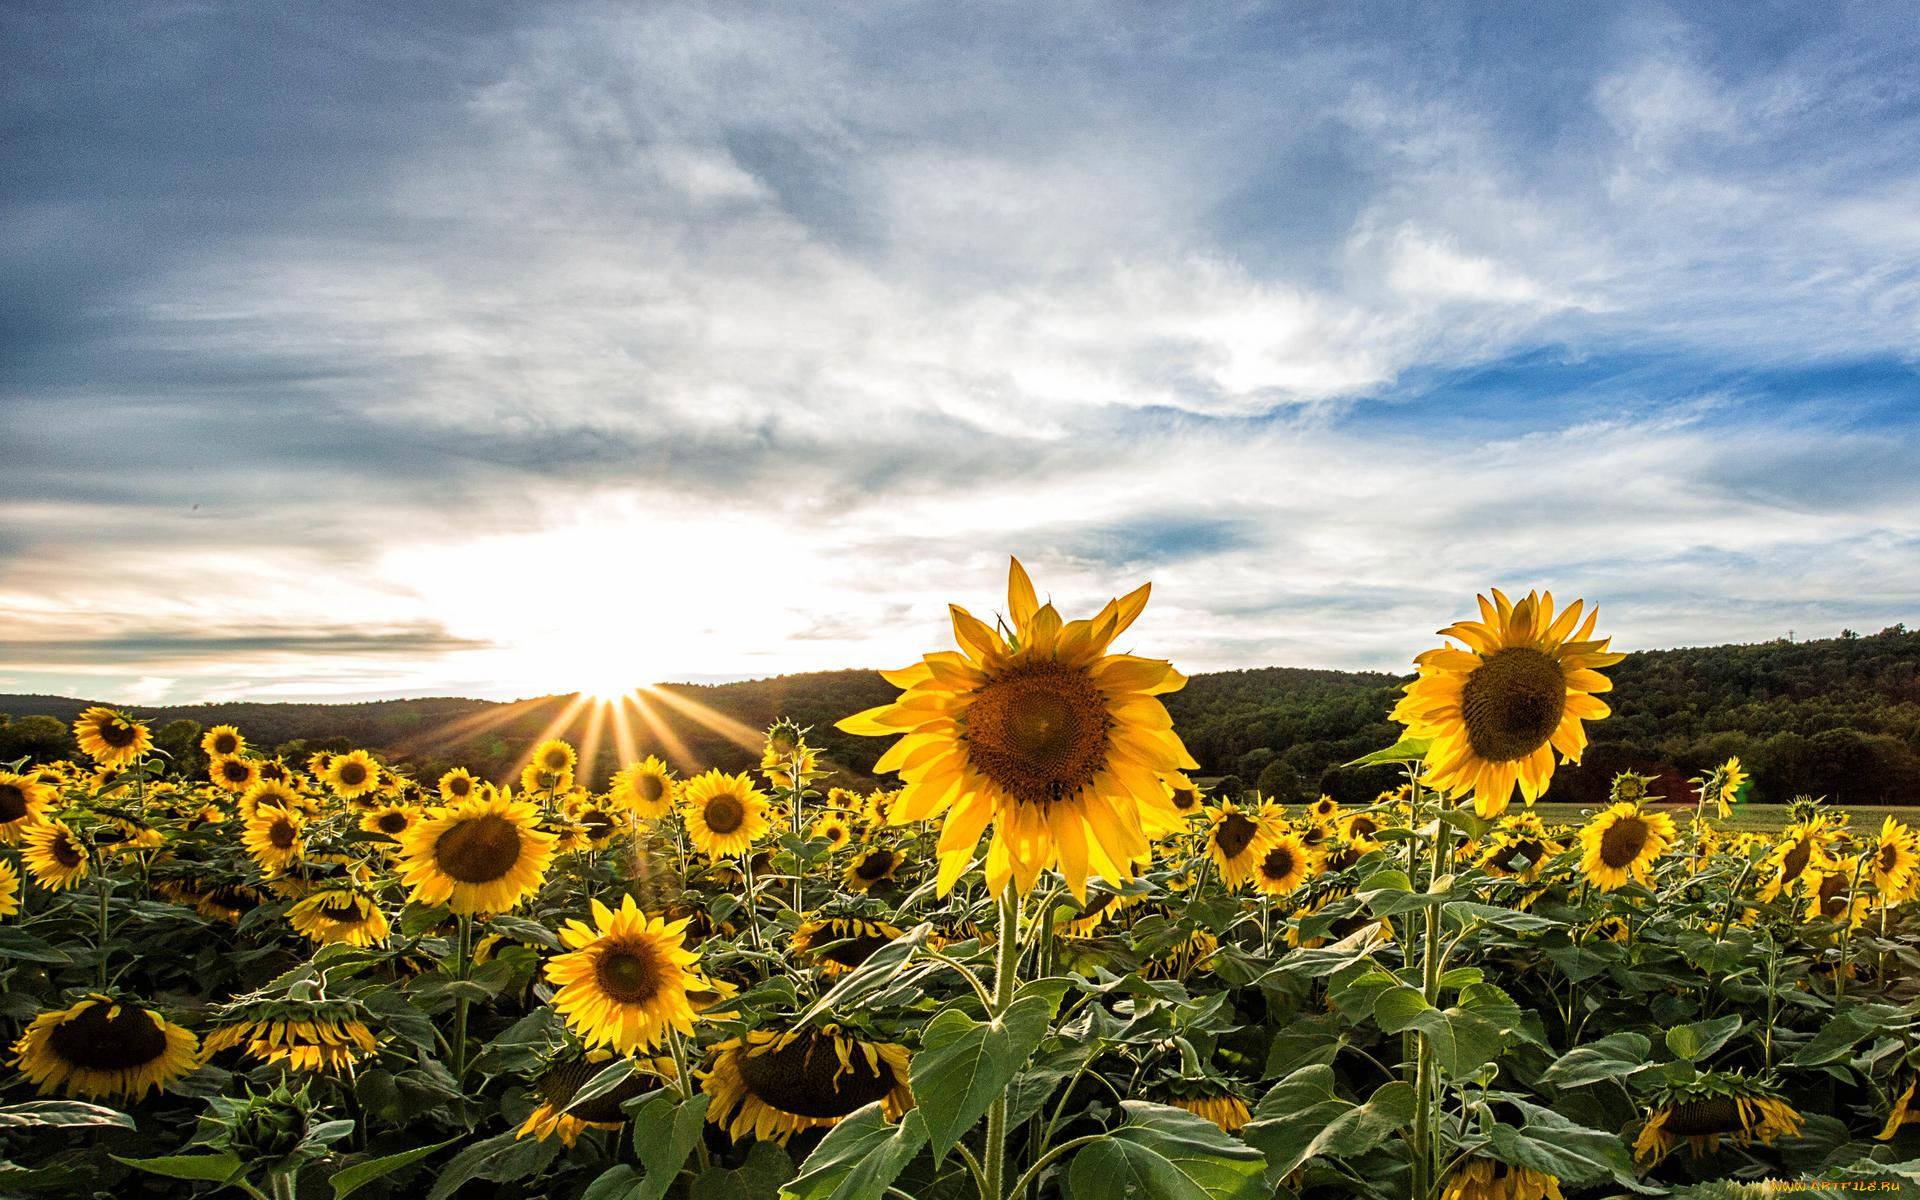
[{"xmin": 2, "ymin": 625, "xmax": 1915, "ymax": 809}]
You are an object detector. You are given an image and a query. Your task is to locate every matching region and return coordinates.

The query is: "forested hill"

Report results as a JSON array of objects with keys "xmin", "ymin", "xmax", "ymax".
[{"xmin": 2, "ymin": 623, "xmax": 1915, "ymax": 807}]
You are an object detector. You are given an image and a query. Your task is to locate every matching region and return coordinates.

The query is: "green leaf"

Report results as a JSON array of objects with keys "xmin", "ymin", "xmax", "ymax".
[
  {"xmin": 1540, "ymin": 1031, "xmax": 1654, "ymax": 1089},
  {"xmin": 793, "ymin": 923, "xmax": 929, "ymax": 1028},
  {"xmin": 583, "ymin": 1165, "xmax": 646, "ymax": 1200},
  {"xmin": 1368, "ymin": 987, "xmax": 1504, "ymax": 1077},
  {"xmin": 630, "ymin": 1092, "xmax": 712, "ymax": 1200},
  {"xmin": 1294, "ymin": 1081, "xmax": 1415, "ymax": 1165},
  {"xmin": 1370, "ymin": 986, "xmax": 1431, "ymax": 1034},
  {"xmin": 1244, "ymin": 1067, "xmax": 1358, "ymax": 1181},
  {"xmin": 693, "ymin": 1141, "xmax": 794, "ymax": 1200},
  {"xmin": 1665, "ymin": 1015, "xmax": 1741, "ymax": 1063},
  {"xmin": 910, "ymin": 993, "xmax": 1052, "ymax": 1161},
  {"xmin": 112, "ymin": 1153, "xmax": 245, "ymax": 1183},
  {"xmin": 425, "ymin": 1131, "xmax": 559, "ymax": 1200},
  {"xmin": 0, "ymin": 927, "xmax": 72, "ymax": 964},
  {"xmin": 1066, "ymin": 1102, "xmax": 1265, "ymax": 1200},
  {"xmin": 568, "ymin": 1058, "xmax": 641, "ymax": 1114},
  {"xmin": 329, "ymin": 1138, "xmax": 459, "ymax": 1199},
  {"xmin": 782, "ymin": 1105, "xmax": 926, "ymax": 1200},
  {"xmin": 0, "ymin": 1100, "xmax": 135, "ymax": 1130},
  {"xmin": 1496, "ymin": 1100, "xmax": 1658, "ymax": 1192},
  {"xmin": 1342, "ymin": 738, "xmax": 1431, "ymax": 768}
]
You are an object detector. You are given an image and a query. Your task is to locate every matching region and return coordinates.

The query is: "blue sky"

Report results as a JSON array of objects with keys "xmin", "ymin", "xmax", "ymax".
[{"xmin": 3, "ymin": 1, "xmax": 1917, "ymax": 704}]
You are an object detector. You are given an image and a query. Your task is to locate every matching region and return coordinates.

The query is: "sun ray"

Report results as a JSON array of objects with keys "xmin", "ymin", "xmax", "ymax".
[
  {"xmin": 627, "ymin": 689, "xmax": 701, "ymax": 775},
  {"xmin": 390, "ymin": 697, "xmax": 548, "ymax": 760},
  {"xmin": 577, "ymin": 700, "xmax": 610, "ymax": 791},
  {"xmin": 607, "ymin": 694, "xmax": 641, "ymax": 772},
  {"xmin": 509, "ymin": 694, "xmax": 594, "ymax": 785},
  {"xmin": 637, "ymin": 686, "xmax": 764, "ymax": 756}
]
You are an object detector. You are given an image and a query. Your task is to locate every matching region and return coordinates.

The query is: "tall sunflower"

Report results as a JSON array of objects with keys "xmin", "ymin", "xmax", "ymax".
[
  {"xmin": 837, "ymin": 558, "xmax": 1197, "ymax": 902},
  {"xmin": 1576, "ymin": 803, "xmax": 1675, "ymax": 891},
  {"xmin": 13, "ymin": 994, "xmax": 199, "ymax": 1100},
  {"xmin": 21, "ymin": 820, "xmax": 89, "ymax": 891},
  {"xmin": 703, "ymin": 1025, "xmax": 913, "ymax": 1144},
  {"xmin": 1392, "ymin": 590, "xmax": 1624, "ymax": 818},
  {"xmin": 395, "ymin": 790, "xmax": 556, "ymax": 915},
  {"xmin": 532, "ymin": 739, "xmax": 578, "ymax": 776},
  {"xmin": 242, "ymin": 805, "xmax": 306, "ymax": 874},
  {"xmin": 544, "ymin": 894, "xmax": 700, "ymax": 1054},
  {"xmin": 1871, "ymin": 817, "xmax": 1920, "ymax": 904},
  {"xmin": 0, "ymin": 771, "xmax": 55, "ymax": 843},
  {"xmin": 208, "ymin": 754, "xmax": 259, "ymax": 795},
  {"xmin": 1634, "ymin": 1074, "xmax": 1802, "ymax": 1164},
  {"xmin": 72, "ymin": 707, "xmax": 151, "ymax": 769},
  {"xmin": 322, "ymin": 750, "xmax": 382, "ymax": 801},
  {"xmin": 680, "ymin": 770, "xmax": 772, "ymax": 861},
  {"xmin": 1759, "ymin": 816, "xmax": 1841, "ymax": 902},
  {"xmin": 1717, "ymin": 757, "xmax": 1748, "ymax": 818},
  {"xmin": 201, "ymin": 724, "xmax": 246, "ymax": 759},
  {"xmin": 610, "ymin": 756, "xmax": 676, "ymax": 820}
]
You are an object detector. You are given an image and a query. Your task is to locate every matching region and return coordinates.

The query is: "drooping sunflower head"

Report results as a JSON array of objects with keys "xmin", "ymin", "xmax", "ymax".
[
  {"xmin": 837, "ymin": 558, "xmax": 1198, "ymax": 902},
  {"xmin": 1438, "ymin": 1157, "xmax": 1565, "ymax": 1200},
  {"xmin": 201, "ymin": 999, "xmax": 380, "ymax": 1073},
  {"xmin": 793, "ymin": 918, "xmax": 904, "ymax": 975},
  {"xmin": 1873, "ymin": 817, "xmax": 1920, "ymax": 903},
  {"xmin": 323, "ymin": 750, "xmax": 382, "ymax": 800},
  {"xmin": 0, "ymin": 770, "xmax": 56, "ymax": 842},
  {"xmin": 1207, "ymin": 799, "xmax": 1279, "ymax": 889},
  {"xmin": 1576, "ymin": 802, "xmax": 1675, "ymax": 892},
  {"xmin": 395, "ymin": 789, "xmax": 557, "ymax": 915},
  {"xmin": 517, "ymin": 1051, "xmax": 674, "ymax": 1146},
  {"xmin": 12, "ymin": 994, "xmax": 199, "ymax": 1099},
  {"xmin": 73, "ymin": 707, "xmax": 152, "ymax": 769},
  {"xmin": 545, "ymin": 895, "xmax": 700, "ymax": 1054},
  {"xmin": 680, "ymin": 770, "xmax": 772, "ymax": 861},
  {"xmin": 208, "ymin": 754, "xmax": 260, "ymax": 794},
  {"xmin": 610, "ymin": 756, "xmax": 676, "ymax": 819},
  {"xmin": 1251, "ymin": 830, "xmax": 1317, "ymax": 897},
  {"xmin": 843, "ymin": 847, "xmax": 905, "ymax": 893},
  {"xmin": 1393, "ymin": 590, "xmax": 1624, "ymax": 818},
  {"xmin": 1634, "ymin": 1073, "xmax": 1803, "ymax": 1165},
  {"xmin": 1149, "ymin": 1079, "xmax": 1253, "ymax": 1133},
  {"xmin": 287, "ymin": 889, "xmax": 390, "ymax": 947},
  {"xmin": 21, "ymin": 820, "xmax": 90, "ymax": 891},
  {"xmin": 702, "ymin": 1025, "xmax": 913, "ymax": 1144},
  {"xmin": 201, "ymin": 724, "xmax": 246, "ymax": 759}
]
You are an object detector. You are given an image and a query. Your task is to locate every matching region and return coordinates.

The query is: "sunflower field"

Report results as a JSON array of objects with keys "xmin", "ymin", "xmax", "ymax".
[{"xmin": 2, "ymin": 561, "xmax": 1919, "ymax": 1200}]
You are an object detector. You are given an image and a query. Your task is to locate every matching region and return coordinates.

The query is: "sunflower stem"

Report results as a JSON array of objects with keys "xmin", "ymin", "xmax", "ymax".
[
  {"xmin": 982, "ymin": 882, "xmax": 1022, "ymax": 1200},
  {"xmin": 741, "ymin": 853, "xmax": 767, "ymax": 954},
  {"xmin": 94, "ymin": 870, "xmax": 111, "ymax": 988},
  {"xmin": 451, "ymin": 911, "xmax": 473, "ymax": 1083}
]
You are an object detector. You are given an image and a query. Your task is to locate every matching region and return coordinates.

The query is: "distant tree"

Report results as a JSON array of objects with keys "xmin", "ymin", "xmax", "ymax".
[
  {"xmin": 0, "ymin": 715, "xmax": 76, "ymax": 764},
  {"xmin": 1256, "ymin": 759, "xmax": 1304, "ymax": 805},
  {"xmin": 1214, "ymin": 774, "xmax": 1248, "ymax": 801},
  {"xmin": 154, "ymin": 719, "xmax": 205, "ymax": 776}
]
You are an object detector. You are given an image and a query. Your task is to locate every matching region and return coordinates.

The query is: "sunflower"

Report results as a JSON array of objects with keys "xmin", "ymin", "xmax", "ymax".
[
  {"xmin": 21, "ymin": 820, "xmax": 89, "ymax": 891},
  {"xmin": 1870, "ymin": 817, "xmax": 1920, "ymax": 904},
  {"xmin": 793, "ymin": 918, "xmax": 904, "ymax": 975},
  {"xmin": 610, "ymin": 756, "xmax": 677, "ymax": 820},
  {"xmin": 568, "ymin": 802, "xmax": 621, "ymax": 850},
  {"xmin": 518, "ymin": 1052, "xmax": 675, "ymax": 1146},
  {"xmin": 1880, "ymin": 1078, "xmax": 1919, "ymax": 1140},
  {"xmin": 1153, "ymin": 1081, "xmax": 1251, "ymax": 1132},
  {"xmin": 1164, "ymin": 774, "xmax": 1203, "ymax": 821},
  {"xmin": 1339, "ymin": 810, "xmax": 1385, "ymax": 851},
  {"xmin": 703, "ymin": 1025, "xmax": 913, "ymax": 1144},
  {"xmin": 0, "ymin": 859, "xmax": 19, "ymax": 918},
  {"xmin": 533, "ymin": 738, "xmax": 578, "ymax": 776},
  {"xmin": 194, "ymin": 882, "xmax": 265, "ymax": 924},
  {"xmin": 1576, "ymin": 803, "xmax": 1675, "ymax": 891},
  {"xmin": 359, "ymin": 803, "xmax": 418, "ymax": 842},
  {"xmin": 200, "ymin": 724, "xmax": 246, "ymax": 759},
  {"xmin": 242, "ymin": 805, "xmax": 306, "ymax": 874},
  {"xmin": 239, "ymin": 778, "xmax": 316, "ymax": 824},
  {"xmin": 1760, "ymin": 816, "xmax": 1841, "ymax": 902},
  {"xmin": 838, "ymin": 558, "xmax": 1197, "ymax": 902},
  {"xmin": 1801, "ymin": 859, "xmax": 1870, "ymax": 929},
  {"xmin": 680, "ymin": 770, "xmax": 772, "ymax": 861},
  {"xmin": 201, "ymin": 1002, "xmax": 379, "ymax": 1072},
  {"xmin": 437, "ymin": 767, "xmax": 479, "ymax": 803},
  {"xmin": 544, "ymin": 894, "xmax": 700, "ymax": 1054},
  {"xmin": 323, "ymin": 750, "xmax": 382, "ymax": 801},
  {"xmin": 1307, "ymin": 795, "xmax": 1341, "ymax": 823},
  {"xmin": 72, "ymin": 707, "xmax": 152, "ymax": 769},
  {"xmin": 1478, "ymin": 827, "xmax": 1561, "ymax": 883},
  {"xmin": 13, "ymin": 994, "xmax": 199, "ymax": 1099},
  {"xmin": 809, "ymin": 813, "xmax": 853, "ymax": 851},
  {"xmin": 1207, "ymin": 799, "xmax": 1281, "ymax": 890},
  {"xmin": 396, "ymin": 790, "xmax": 556, "ymax": 915},
  {"xmin": 207, "ymin": 754, "xmax": 259, "ymax": 795},
  {"xmin": 1717, "ymin": 756, "xmax": 1748, "ymax": 818},
  {"xmin": 1251, "ymin": 830, "xmax": 1317, "ymax": 897},
  {"xmin": 1634, "ymin": 1074, "xmax": 1803, "ymax": 1164},
  {"xmin": 287, "ymin": 889, "xmax": 390, "ymax": 947},
  {"xmin": 844, "ymin": 847, "xmax": 905, "ymax": 892},
  {"xmin": 1440, "ymin": 1158, "xmax": 1564, "ymax": 1200},
  {"xmin": 1392, "ymin": 590, "xmax": 1624, "ymax": 818},
  {"xmin": 0, "ymin": 771, "xmax": 56, "ymax": 843}
]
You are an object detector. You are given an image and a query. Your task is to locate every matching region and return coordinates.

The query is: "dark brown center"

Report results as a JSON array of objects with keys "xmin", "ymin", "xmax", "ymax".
[
  {"xmin": 1662, "ymin": 1097, "xmax": 1745, "ymax": 1137},
  {"xmin": 435, "ymin": 813, "xmax": 523, "ymax": 882},
  {"xmin": 46, "ymin": 1002, "xmax": 169, "ymax": 1071},
  {"xmin": 734, "ymin": 1032, "xmax": 896, "ymax": 1119},
  {"xmin": 1599, "ymin": 816, "xmax": 1649, "ymax": 869},
  {"xmin": 0, "ymin": 783, "xmax": 26, "ymax": 823},
  {"xmin": 338, "ymin": 762, "xmax": 368, "ymax": 787},
  {"xmin": 98, "ymin": 719, "xmax": 138, "ymax": 748},
  {"xmin": 1214, "ymin": 813, "xmax": 1258, "ymax": 860},
  {"xmin": 1460, "ymin": 647, "xmax": 1567, "ymax": 763},
  {"xmin": 1260, "ymin": 846, "xmax": 1298, "ymax": 882},
  {"xmin": 964, "ymin": 661, "xmax": 1112, "ymax": 806},
  {"xmin": 703, "ymin": 794, "xmax": 745, "ymax": 835},
  {"xmin": 221, "ymin": 760, "xmax": 253, "ymax": 784},
  {"xmin": 855, "ymin": 852, "xmax": 896, "ymax": 882},
  {"xmin": 377, "ymin": 811, "xmax": 410, "ymax": 834},
  {"xmin": 594, "ymin": 943, "xmax": 664, "ymax": 1004},
  {"xmin": 638, "ymin": 775, "xmax": 666, "ymax": 803},
  {"xmin": 268, "ymin": 818, "xmax": 298, "ymax": 850},
  {"xmin": 212, "ymin": 733, "xmax": 239, "ymax": 755},
  {"xmin": 52, "ymin": 832, "xmax": 83, "ymax": 868},
  {"xmin": 1780, "ymin": 839, "xmax": 1812, "ymax": 883}
]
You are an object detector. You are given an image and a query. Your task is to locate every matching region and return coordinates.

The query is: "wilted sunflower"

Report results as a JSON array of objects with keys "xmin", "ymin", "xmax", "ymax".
[
  {"xmin": 703, "ymin": 1025, "xmax": 913, "ymax": 1144},
  {"xmin": 843, "ymin": 847, "xmax": 905, "ymax": 892},
  {"xmin": 1881, "ymin": 1078, "xmax": 1920, "ymax": 1141},
  {"xmin": 242, "ymin": 805, "xmax": 306, "ymax": 874},
  {"xmin": 437, "ymin": 766, "xmax": 479, "ymax": 803},
  {"xmin": 359, "ymin": 803, "xmax": 418, "ymax": 842},
  {"xmin": 1152, "ymin": 1081, "xmax": 1251, "ymax": 1132},
  {"xmin": 72, "ymin": 706, "xmax": 151, "ymax": 769},
  {"xmin": 1393, "ymin": 590, "xmax": 1623, "ymax": 818},
  {"xmin": 1718, "ymin": 756, "xmax": 1748, "ymax": 817},
  {"xmin": 1251, "ymin": 830, "xmax": 1317, "ymax": 897},
  {"xmin": 1207, "ymin": 799, "xmax": 1281, "ymax": 890},
  {"xmin": 287, "ymin": 889, "xmax": 390, "ymax": 947},
  {"xmin": 518, "ymin": 1052, "xmax": 674, "ymax": 1146},
  {"xmin": 21, "ymin": 820, "xmax": 89, "ymax": 891},
  {"xmin": 0, "ymin": 859, "xmax": 19, "ymax": 917},
  {"xmin": 201, "ymin": 724, "xmax": 246, "ymax": 759},
  {"xmin": 838, "ymin": 557, "xmax": 1197, "ymax": 901},
  {"xmin": 610, "ymin": 756, "xmax": 676, "ymax": 820},
  {"xmin": 1634, "ymin": 1074, "xmax": 1803, "ymax": 1164},
  {"xmin": 13, "ymin": 994, "xmax": 199, "ymax": 1099},
  {"xmin": 793, "ymin": 918, "xmax": 904, "ymax": 975},
  {"xmin": 201, "ymin": 1001, "xmax": 379, "ymax": 1072},
  {"xmin": 208, "ymin": 754, "xmax": 259, "ymax": 794},
  {"xmin": 396, "ymin": 790, "xmax": 556, "ymax": 915},
  {"xmin": 809, "ymin": 813, "xmax": 853, "ymax": 851},
  {"xmin": 0, "ymin": 771, "xmax": 55, "ymax": 843},
  {"xmin": 1440, "ymin": 1158, "xmax": 1564, "ymax": 1200},
  {"xmin": 680, "ymin": 770, "xmax": 772, "ymax": 861},
  {"xmin": 544, "ymin": 894, "xmax": 699, "ymax": 1054},
  {"xmin": 323, "ymin": 750, "xmax": 382, "ymax": 801},
  {"xmin": 1576, "ymin": 803, "xmax": 1675, "ymax": 891}
]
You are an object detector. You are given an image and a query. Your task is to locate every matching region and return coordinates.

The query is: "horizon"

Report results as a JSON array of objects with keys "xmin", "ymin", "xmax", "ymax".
[{"xmin": 6, "ymin": 4, "xmax": 1919, "ymax": 705}]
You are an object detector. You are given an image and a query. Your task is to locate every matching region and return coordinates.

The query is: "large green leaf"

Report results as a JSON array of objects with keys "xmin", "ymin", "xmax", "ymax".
[
  {"xmin": 1341, "ymin": 738, "xmax": 1431, "ymax": 768},
  {"xmin": 782, "ymin": 1104, "xmax": 927, "ymax": 1200},
  {"xmin": 112, "ymin": 1153, "xmax": 245, "ymax": 1183},
  {"xmin": 1665, "ymin": 1015, "xmax": 1741, "ymax": 1063},
  {"xmin": 909, "ymin": 993, "xmax": 1052, "ymax": 1160},
  {"xmin": 1539, "ymin": 1031, "xmax": 1653, "ymax": 1089},
  {"xmin": 0, "ymin": 1101, "xmax": 135, "ymax": 1130},
  {"xmin": 328, "ymin": 1138, "xmax": 459, "ymax": 1199},
  {"xmin": 629, "ymin": 1091, "xmax": 712, "ymax": 1200},
  {"xmin": 1067, "ymin": 1102, "xmax": 1265, "ymax": 1200},
  {"xmin": 696, "ymin": 1142, "xmax": 795, "ymax": 1200},
  {"xmin": 1494, "ymin": 1100, "xmax": 1657, "ymax": 1193}
]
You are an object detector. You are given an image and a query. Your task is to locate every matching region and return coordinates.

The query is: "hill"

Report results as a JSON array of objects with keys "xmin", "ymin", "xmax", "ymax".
[{"xmin": 2, "ymin": 623, "xmax": 1916, "ymax": 806}]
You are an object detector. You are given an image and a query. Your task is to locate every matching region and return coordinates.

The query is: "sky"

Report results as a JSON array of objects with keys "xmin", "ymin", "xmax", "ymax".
[{"xmin": 3, "ymin": 1, "xmax": 1918, "ymax": 705}]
